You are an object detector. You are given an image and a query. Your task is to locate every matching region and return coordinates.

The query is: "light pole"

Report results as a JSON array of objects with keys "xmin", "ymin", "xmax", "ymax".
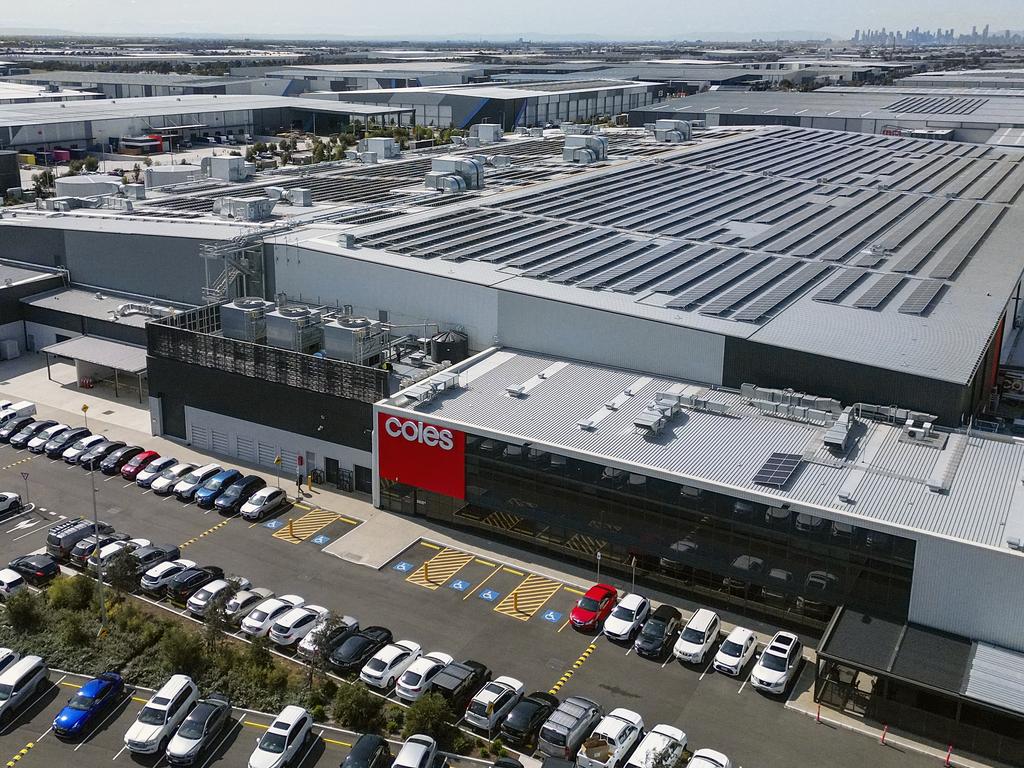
[
  {"xmin": 630, "ymin": 555, "xmax": 637, "ymax": 592},
  {"xmin": 596, "ymin": 550, "xmax": 602, "ymax": 583},
  {"xmin": 90, "ymin": 463, "xmax": 108, "ymax": 635},
  {"xmin": 20, "ymin": 472, "xmax": 29, "ymax": 508}
]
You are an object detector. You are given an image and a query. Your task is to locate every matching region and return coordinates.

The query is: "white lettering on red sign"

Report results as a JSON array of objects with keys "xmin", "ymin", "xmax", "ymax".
[{"xmin": 384, "ymin": 416, "xmax": 454, "ymax": 451}]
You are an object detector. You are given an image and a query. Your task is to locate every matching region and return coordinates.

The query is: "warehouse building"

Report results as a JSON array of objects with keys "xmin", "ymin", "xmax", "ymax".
[
  {"xmin": 266, "ymin": 62, "xmax": 488, "ymax": 91},
  {"xmin": 0, "ymin": 70, "xmax": 298, "ymax": 99},
  {"xmin": 306, "ymin": 80, "xmax": 665, "ymax": 129},
  {"xmin": 0, "ymin": 80, "xmax": 100, "ymax": 104},
  {"xmin": 0, "ymin": 94, "xmax": 415, "ymax": 152},
  {"xmin": 630, "ymin": 88, "xmax": 1024, "ymax": 143},
  {"xmin": 899, "ymin": 68, "xmax": 1024, "ymax": 90}
]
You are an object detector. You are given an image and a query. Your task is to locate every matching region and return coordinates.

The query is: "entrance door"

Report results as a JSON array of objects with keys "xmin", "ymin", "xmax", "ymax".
[
  {"xmin": 354, "ymin": 465, "xmax": 372, "ymax": 494},
  {"xmin": 325, "ymin": 457, "xmax": 340, "ymax": 487}
]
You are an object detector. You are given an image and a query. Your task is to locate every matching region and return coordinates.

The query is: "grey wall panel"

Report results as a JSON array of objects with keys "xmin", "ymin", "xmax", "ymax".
[
  {"xmin": 910, "ymin": 536, "xmax": 1024, "ymax": 652},
  {"xmin": 275, "ymin": 245, "xmax": 499, "ymax": 345},
  {"xmin": 63, "ymin": 230, "xmax": 210, "ymax": 304},
  {"xmin": 496, "ymin": 291, "xmax": 725, "ymax": 384},
  {"xmin": 0, "ymin": 227, "xmax": 65, "ymax": 267}
]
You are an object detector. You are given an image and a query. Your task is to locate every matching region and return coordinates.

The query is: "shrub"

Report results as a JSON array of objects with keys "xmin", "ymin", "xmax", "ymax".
[
  {"xmin": 4, "ymin": 590, "xmax": 44, "ymax": 633},
  {"xmin": 332, "ymin": 683, "xmax": 384, "ymax": 733},
  {"xmin": 59, "ymin": 613, "xmax": 92, "ymax": 647},
  {"xmin": 402, "ymin": 692, "xmax": 457, "ymax": 750},
  {"xmin": 158, "ymin": 625, "xmax": 205, "ymax": 677},
  {"xmin": 384, "ymin": 704, "xmax": 404, "ymax": 735},
  {"xmin": 106, "ymin": 550, "xmax": 139, "ymax": 597},
  {"xmin": 48, "ymin": 576, "xmax": 95, "ymax": 611}
]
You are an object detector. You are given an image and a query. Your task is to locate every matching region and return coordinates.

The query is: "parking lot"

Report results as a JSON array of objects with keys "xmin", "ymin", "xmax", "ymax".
[{"xmin": 0, "ymin": 439, "xmax": 935, "ymax": 768}]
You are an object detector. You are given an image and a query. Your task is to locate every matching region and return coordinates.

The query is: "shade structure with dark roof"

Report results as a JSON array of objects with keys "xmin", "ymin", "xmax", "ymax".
[{"xmin": 41, "ymin": 335, "xmax": 147, "ymax": 402}]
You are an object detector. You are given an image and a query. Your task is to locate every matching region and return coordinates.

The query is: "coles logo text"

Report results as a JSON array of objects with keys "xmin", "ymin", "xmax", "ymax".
[{"xmin": 384, "ymin": 416, "xmax": 454, "ymax": 451}]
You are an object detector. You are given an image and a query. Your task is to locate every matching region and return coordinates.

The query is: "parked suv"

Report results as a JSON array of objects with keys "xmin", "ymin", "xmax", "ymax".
[
  {"xmin": 634, "ymin": 605, "xmax": 681, "ymax": 659},
  {"xmin": 194, "ymin": 469, "xmax": 243, "ymax": 508},
  {"xmin": 672, "ymin": 609, "xmax": 720, "ymax": 665},
  {"xmin": 500, "ymin": 692, "xmax": 559, "ymax": 748},
  {"xmin": 538, "ymin": 696, "xmax": 604, "ymax": 759},
  {"xmin": 123, "ymin": 674, "xmax": 199, "ymax": 755},
  {"xmin": 44, "ymin": 427, "xmax": 90, "ymax": 459},
  {"xmin": 430, "ymin": 659, "xmax": 491, "ymax": 712},
  {"xmin": 247, "ymin": 705, "xmax": 312, "ymax": 768},
  {"xmin": 214, "ymin": 475, "xmax": 265, "ymax": 515},
  {"xmin": 465, "ymin": 676, "xmax": 524, "ymax": 734},
  {"xmin": 46, "ymin": 518, "xmax": 114, "ymax": 561},
  {"xmin": 750, "ymin": 631, "xmax": 803, "ymax": 695},
  {"xmin": 70, "ymin": 532, "xmax": 128, "ymax": 569},
  {"xmin": 0, "ymin": 655, "xmax": 48, "ymax": 723},
  {"xmin": 174, "ymin": 464, "xmax": 222, "ymax": 502}
]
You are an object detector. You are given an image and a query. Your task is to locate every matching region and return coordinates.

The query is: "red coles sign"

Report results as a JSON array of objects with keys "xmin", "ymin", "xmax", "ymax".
[{"xmin": 377, "ymin": 413, "xmax": 465, "ymax": 499}]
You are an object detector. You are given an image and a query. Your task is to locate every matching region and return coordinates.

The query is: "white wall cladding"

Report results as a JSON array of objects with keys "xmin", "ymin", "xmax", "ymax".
[
  {"xmin": 910, "ymin": 535, "xmax": 1024, "ymax": 652},
  {"xmin": 496, "ymin": 292, "xmax": 725, "ymax": 385}
]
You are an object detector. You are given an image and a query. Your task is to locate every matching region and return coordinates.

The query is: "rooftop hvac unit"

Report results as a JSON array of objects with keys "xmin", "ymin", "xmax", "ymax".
[
  {"xmin": 264, "ymin": 306, "xmax": 324, "ymax": 353},
  {"xmin": 653, "ymin": 119, "xmax": 692, "ymax": 143},
  {"xmin": 470, "ymin": 124, "xmax": 503, "ymax": 143},
  {"xmin": 425, "ymin": 156, "xmax": 484, "ymax": 191},
  {"xmin": 323, "ymin": 316, "xmax": 387, "ymax": 365},
  {"xmin": 362, "ymin": 137, "xmax": 401, "ymax": 159},
  {"xmin": 220, "ymin": 297, "xmax": 274, "ymax": 343},
  {"xmin": 562, "ymin": 135, "xmax": 608, "ymax": 164},
  {"xmin": 213, "ymin": 196, "xmax": 277, "ymax": 222}
]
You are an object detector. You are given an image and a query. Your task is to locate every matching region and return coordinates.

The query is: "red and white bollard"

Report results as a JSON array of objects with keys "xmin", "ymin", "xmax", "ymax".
[
  {"xmin": 945, "ymin": 744, "xmax": 954, "ymax": 767},
  {"xmin": 880, "ymin": 724, "xmax": 889, "ymax": 745},
  {"xmin": 815, "ymin": 704, "xmax": 821, "ymax": 723}
]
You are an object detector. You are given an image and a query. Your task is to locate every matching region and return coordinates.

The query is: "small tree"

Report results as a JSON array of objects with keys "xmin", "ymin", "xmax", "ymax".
[
  {"xmin": 402, "ymin": 692, "xmax": 457, "ymax": 749},
  {"xmin": 305, "ymin": 616, "xmax": 345, "ymax": 690},
  {"xmin": 106, "ymin": 550, "xmax": 138, "ymax": 597},
  {"xmin": 332, "ymin": 683, "xmax": 385, "ymax": 733},
  {"xmin": 202, "ymin": 583, "xmax": 236, "ymax": 651},
  {"xmin": 3, "ymin": 590, "xmax": 43, "ymax": 633},
  {"xmin": 83, "ymin": 156, "xmax": 99, "ymax": 173},
  {"xmin": 47, "ymin": 575, "xmax": 95, "ymax": 611},
  {"xmin": 158, "ymin": 624, "xmax": 206, "ymax": 677}
]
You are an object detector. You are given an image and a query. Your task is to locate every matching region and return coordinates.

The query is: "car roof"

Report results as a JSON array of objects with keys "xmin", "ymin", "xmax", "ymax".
[
  {"xmin": 152, "ymin": 674, "xmax": 193, "ymax": 702},
  {"xmin": 687, "ymin": 609, "xmax": 718, "ymax": 630},
  {"xmin": 79, "ymin": 676, "xmax": 113, "ymax": 697},
  {"xmin": 584, "ymin": 583, "xmax": 615, "ymax": 598},
  {"xmin": 269, "ymin": 705, "xmax": 307, "ymax": 730},
  {"xmin": 650, "ymin": 604, "xmax": 680, "ymax": 620},
  {"xmin": 617, "ymin": 593, "xmax": 646, "ymax": 609}
]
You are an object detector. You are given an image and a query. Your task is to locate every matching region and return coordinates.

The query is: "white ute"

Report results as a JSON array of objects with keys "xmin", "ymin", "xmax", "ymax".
[{"xmin": 577, "ymin": 708, "xmax": 645, "ymax": 768}]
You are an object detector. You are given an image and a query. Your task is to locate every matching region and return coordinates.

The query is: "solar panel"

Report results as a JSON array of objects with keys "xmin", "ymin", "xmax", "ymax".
[
  {"xmin": 753, "ymin": 453, "xmax": 803, "ymax": 488},
  {"xmin": 576, "ymin": 242, "xmax": 689, "ymax": 289},
  {"xmin": 898, "ymin": 280, "xmax": 945, "ymax": 315},
  {"xmin": 666, "ymin": 253, "xmax": 769, "ymax": 309},
  {"xmin": 698, "ymin": 258, "xmax": 799, "ymax": 315},
  {"xmin": 549, "ymin": 240, "xmax": 653, "ymax": 283},
  {"xmin": 648, "ymin": 249, "xmax": 737, "ymax": 294},
  {"xmin": 928, "ymin": 205, "xmax": 1005, "ymax": 280},
  {"xmin": 812, "ymin": 268, "xmax": 868, "ymax": 302},
  {"xmin": 614, "ymin": 245, "xmax": 719, "ymax": 292},
  {"xmin": 732, "ymin": 262, "xmax": 833, "ymax": 322},
  {"xmin": 853, "ymin": 273, "xmax": 905, "ymax": 309}
]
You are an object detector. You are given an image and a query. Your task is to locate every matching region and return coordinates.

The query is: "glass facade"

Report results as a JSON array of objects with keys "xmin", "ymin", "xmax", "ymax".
[{"xmin": 380, "ymin": 434, "xmax": 915, "ymax": 630}]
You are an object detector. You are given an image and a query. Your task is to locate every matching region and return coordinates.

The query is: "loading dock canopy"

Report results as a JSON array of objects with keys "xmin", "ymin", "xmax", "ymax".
[{"xmin": 41, "ymin": 335, "xmax": 147, "ymax": 402}]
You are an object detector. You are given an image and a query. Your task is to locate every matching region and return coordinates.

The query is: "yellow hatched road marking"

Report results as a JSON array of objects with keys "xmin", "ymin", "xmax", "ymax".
[
  {"xmin": 549, "ymin": 643, "xmax": 598, "ymax": 694},
  {"xmin": 272, "ymin": 508, "xmax": 340, "ymax": 543},
  {"xmin": 180, "ymin": 517, "xmax": 233, "ymax": 549},
  {"xmin": 494, "ymin": 573, "xmax": 561, "ymax": 620},
  {"xmin": 406, "ymin": 547, "xmax": 474, "ymax": 590}
]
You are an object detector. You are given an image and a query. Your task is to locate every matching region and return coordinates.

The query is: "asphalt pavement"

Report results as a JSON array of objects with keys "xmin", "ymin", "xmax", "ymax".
[{"xmin": 0, "ymin": 440, "xmax": 938, "ymax": 768}]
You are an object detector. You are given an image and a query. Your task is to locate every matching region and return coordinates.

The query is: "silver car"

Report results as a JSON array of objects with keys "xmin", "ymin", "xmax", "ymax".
[{"xmin": 165, "ymin": 694, "xmax": 231, "ymax": 766}]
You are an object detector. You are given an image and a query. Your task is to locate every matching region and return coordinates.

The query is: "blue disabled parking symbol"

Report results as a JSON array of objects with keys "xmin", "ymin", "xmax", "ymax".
[
  {"xmin": 478, "ymin": 588, "xmax": 501, "ymax": 602},
  {"xmin": 264, "ymin": 519, "xmax": 284, "ymax": 530},
  {"xmin": 542, "ymin": 610, "xmax": 563, "ymax": 623},
  {"xmin": 311, "ymin": 534, "xmax": 331, "ymax": 545},
  {"xmin": 392, "ymin": 561, "xmax": 414, "ymax": 572},
  {"xmin": 449, "ymin": 579, "xmax": 471, "ymax": 592}
]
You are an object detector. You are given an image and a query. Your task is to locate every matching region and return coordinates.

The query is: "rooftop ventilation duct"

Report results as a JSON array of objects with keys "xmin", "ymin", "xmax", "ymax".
[
  {"xmin": 563, "ymin": 135, "xmax": 608, "ymax": 165},
  {"xmin": 470, "ymin": 124, "xmax": 503, "ymax": 143},
  {"xmin": 653, "ymin": 119, "xmax": 692, "ymax": 143},
  {"xmin": 425, "ymin": 155, "xmax": 484, "ymax": 192}
]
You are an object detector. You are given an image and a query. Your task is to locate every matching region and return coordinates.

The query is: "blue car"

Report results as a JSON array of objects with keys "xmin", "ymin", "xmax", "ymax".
[
  {"xmin": 194, "ymin": 469, "xmax": 242, "ymax": 508},
  {"xmin": 53, "ymin": 672, "xmax": 124, "ymax": 739}
]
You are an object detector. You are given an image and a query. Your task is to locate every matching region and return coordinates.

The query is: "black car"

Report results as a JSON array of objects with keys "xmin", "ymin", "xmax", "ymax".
[
  {"xmin": 7, "ymin": 553, "xmax": 60, "ymax": 586},
  {"xmin": 500, "ymin": 692, "xmax": 559, "ymax": 748},
  {"xmin": 213, "ymin": 475, "xmax": 265, "ymax": 515},
  {"xmin": 342, "ymin": 734, "xmax": 392, "ymax": 768},
  {"xmin": 493, "ymin": 759, "xmax": 524, "ymax": 768},
  {"xmin": 99, "ymin": 445, "xmax": 143, "ymax": 475},
  {"xmin": 633, "ymin": 604, "xmax": 682, "ymax": 659},
  {"xmin": 166, "ymin": 566, "xmax": 224, "ymax": 603},
  {"xmin": 299, "ymin": 616, "xmax": 359, "ymax": 660},
  {"xmin": 0, "ymin": 416, "xmax": 35, "ymax": 443},
  {"xmin": 431, "ymin": 660, "xmax": 492, "ymax": 711},
  {"xmin": 44, "ymin": 427, "xmax": 90, "ymax": 459},
  {"xmin": 70, "ymin": 533, "xmax": 129, "ymax": 569},
  {"xmin": 328, "ymin": 626, "xmax": 393, "ymax": 673},
  {"xmin": 165, "ymin": 693, "xmax": 231, "ymax": 766},
  {"xmin": 130, "ymin": 544, "xmax": 181, "ymax": 576},
  {"xmin": 79, "ymin": 440, "xmax": 126, "ymax": 471},
  {"xmin": 10, "ymin": 420, "xmax": 57, "ymax": 449}
]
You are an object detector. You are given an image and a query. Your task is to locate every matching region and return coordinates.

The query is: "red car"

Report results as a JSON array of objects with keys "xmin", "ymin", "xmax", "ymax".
[
  {"xmin": 570, "ymin": 583, "xmax": 618, "ymax": 631},
  {"xmin": 120, "ymin": 450, "xmax": 160, "ymax": 480}
]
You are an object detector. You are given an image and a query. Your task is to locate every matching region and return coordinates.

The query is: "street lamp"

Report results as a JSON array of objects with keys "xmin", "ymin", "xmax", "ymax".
[
  {"xmin": 596, "ymin": 550, "xmax": 602, "ymax": 583},
  {"xmin": 83, "ymin": 403, "xmax": 107, "ymax": 634}
]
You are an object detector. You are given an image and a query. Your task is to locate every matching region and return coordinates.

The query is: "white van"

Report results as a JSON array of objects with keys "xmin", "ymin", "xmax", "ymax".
[
  {"xmin": 0, "ymin": 655, "xmax": 49, "ymax": 723},
  {"xmin": 0, "ymin": 402, "xmax": 35, "ymax": 428}
]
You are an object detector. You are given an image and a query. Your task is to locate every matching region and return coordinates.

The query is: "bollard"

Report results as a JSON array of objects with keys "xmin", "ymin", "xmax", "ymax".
[
  {"xmin": 945, "ymin": 744, "xmax": 953, "ymax": 767},
  {"xmin": 307, "ymin": 473, "xmax": 312, "ymax": 492},
  {"xmin": 287, "ymin": 519, "xmax": 294, "ymax": 539},
  {"xmin": 514, "ymin": 592, "xmax": 519, "ymax": 613},
  {"xmin": 815, "ymin": 704, "xmax": 821, "ymax": 723},
  {"xmin": 424, "ymin": 561, "xmax": 430, "ymax": 583},
  {"xmin": 880, "ymin": 724, "xmax": 888, "ymax": 745}
]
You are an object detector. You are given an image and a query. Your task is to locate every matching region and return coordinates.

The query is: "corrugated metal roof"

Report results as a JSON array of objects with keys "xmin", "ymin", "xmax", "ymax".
[
  {"xmin": 964, "ymin": 642, "xmax": 1024, "ymax": 715},
  {"xmin": 42, "ymin": 335, "xmax": 147, "ymax": 374},
  {"xmin": 388, "ymin": 348, "xmax": 1024, "ymax": 549}
]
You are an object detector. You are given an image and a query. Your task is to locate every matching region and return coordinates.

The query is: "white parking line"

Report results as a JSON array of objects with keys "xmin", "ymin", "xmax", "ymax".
[
  {"xmin": 122, "ymin": 483, "xmax": 135, "ymax": 489},
  {"xmin": 35, "ymin": 725, "xmax": 52, "ymax": 743},
  {"xmin": 295, "ymin": 729, "xmax": 323, "ymax": 767},
  {"xmin": 112, "ymin": 744, "xmax": 128, "ymax": 761},
  {"xmin": 624, "ymin": 647, "xmax": 632, "ymax": 656},
  {"xmin": 103, "ymin": 476, "xmax": 117, "ymax": 483},
  {"xmin": 141, "ymin": 489, "xmax": 152, "ymax": 495},
  {"xmin": 661, "ymin": 656, "xmax": 674, "ymax": 669},
  {"xmin": 162, "ymin": 495, "xmax": 174, "ymax": 502},
  {"xmin": 197, "ymin": 718, "xmax": 242, "ymax": 768},
  {"xmin": 4, "ymin": 510, "xmax": 36, "ymax": 532},
  {"xmin": 13, "ymin": 525, "xmax": 47, "ymax": 542},
  {"xmin": 76, "ymin": 693, "xmax": 134, "ymax": 751},
  {"xmin": 698, "ymin": 660, "xmax": 714, "ymax": 681},
  {"xmin": 738, "ymin": 671, "xmax": 753, "ymax": 693}
]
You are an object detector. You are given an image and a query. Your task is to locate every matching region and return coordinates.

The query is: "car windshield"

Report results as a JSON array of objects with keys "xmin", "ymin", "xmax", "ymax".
[
  {"xmin": 540, "ymin": 727, "xmax": 565, "ymax": 746},
  {"xmin": 402, "ymin": 672, "xmax": 422, "ymax": 686},
  {"xmin": 259, "ymin": 732, "xmax": 287, "ymax": 754},
  {"xmin": 249, "ymin": 609, "xmax": 268, "ymax": 623},
  {"xmin": 365, "ymin": 658, "xmax": 386, "ymax": 672},
  {"xmin": 0, "ymin": 684, "xmax": 12, "ymax": 701},
  {"xmin": 641, "ymin": 620, "xmax": 665, "ymax": 638},
  {"xmin": 177, "ymin": 714, "xmax": 209, "ymax": 739},
  {"xmin": 181, "ymin": 471, "xmax": 202, "ymax": 484},
  {"xmin": 761, "ymin": 653, "xmax": 787, "ymax": 672},
  {"xmin": 205, "ymin": 476, "xmax": 227, "ymax": 490},
  {"xmin": 468, "ymin": 700, "xmax": 489, "ymax": 717},
  {"xmin": 220, "ymin": 485, "xmax": 242, "ymax": 500},
  {"xmin": 721, "ymin": 640, "xmax": 743, "ymax": 658},
  {"xmin": 70, "ymin": 438, "xmax": 92, "ymax": 450},
  {"xmin": 578, "ymin": 597, "xmax": 600, "ymax": 612},
  {"xmin": 611, "ymin": 605, "xmax": 636, "ymax": 621},
  {"xmin": 159, "ymin": 467, "xmax": 183, "ymax": 480},
  {"xmin": 69, "ymin": 693, "xmax": 97, "ymax": 711},
  {"xmin": 138, "ymin": 706, "xmax": 166, "ymax": 725},
  {"xmin": 681, "ymin": 627, "xmax": 706, "ymax": 644}
]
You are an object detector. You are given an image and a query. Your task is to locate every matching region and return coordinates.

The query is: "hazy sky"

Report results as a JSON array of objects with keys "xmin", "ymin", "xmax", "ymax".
[{"xmin": 3, "ymin": 0, "xmax": 1022, "ymax": 39}]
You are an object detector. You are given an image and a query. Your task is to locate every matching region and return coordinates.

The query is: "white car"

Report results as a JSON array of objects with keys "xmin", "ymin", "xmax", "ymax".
[
  {"xmin": 0, "ymin": 492, "xmax": 22, "ymax": 520},
  {"xmin": 602, "ymin": 593, "xmax": 650, "ymax": 642},
  {"xmin": 173, "ymin": 463, "xmax": 222, "ymax": 501},
  {"xmin": 359, "ymin": 640, "xmax": 421, "ymax": 689},
  {"xmin": 141, "ymin": 559, "xmax": 197, "ymax": 595},
  {"xmin": 225, "ymin": 587, "xmax": 274, "ymax": 624},
  {"xmin": 625, "ymin": 724, "xmax": 687, "ymax": 768},
  {"xmin": 136, "ymin": 456, "xmax": 179, "ymax": 486},
  {"xmin": 576, "ymin": 708, "xmax": 644, "ymax": 768},
  {"xmin": 124, "ymin": 675, "xmax": 199, "ymax": 755},
  {"xmin": 297, "ymin": 615, "xmax": 358, "ymax": 660},
  {"xmin": 241, "ymin": 595, "xmax": 305, "ymax": 638},
  {"xmin": 395, "ymin": 651, "xmax": 454, "ymax": 702},
  {"xmin": 240, "ymin": 487, "xmax": 288, "ymax": 521},
  {"xmin": 464, "ymin": 675, "xmax": 524, "ymax": 733},
  {"xmin": 712, "ymin": 627, "xmax": 757, "ymax": 677},
  {"xmin": 269, "ymin": 605, "xmax": 330, "ymax": 647},
  {"xmin": 186, "ymin": 577, "xmax": 252, "ymax": 617},
  {"xmin": 247, "ymin": 705, "xmax": 313, "ymax": 768},
  {"xmin": 672, "ymin": 608, "xmax": 720, "ymax": 664},
  {"xmin": 688, "ymin": 749, "xmax": 732, "ymax": 768},
  {"xmin": 151, "ymin": 463, "xmax": 196, "ymax": 495},
  {"xmin": 89, "ymin": 538, "xmax": 152, "ymax": 572},
  {"xmin": 750, "ymin": 631, "xmax": 803, "ymax": 695},
  {"xmin": 0, "ymin": 568, "xmax": 26, "ymax": 600},
  {"xmin": 392, "ymin": 735, "xmax": 437, "ymax": 768},
  {"xmin": 62, "ymin": 434, "xmax": 104, "ymax": 463},
  {"xmin": 26, "ymin": 423, "xmax": 67, "ymax": 452}
]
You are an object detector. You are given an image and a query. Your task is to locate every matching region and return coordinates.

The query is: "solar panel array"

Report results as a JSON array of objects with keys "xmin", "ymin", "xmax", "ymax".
[
  {"xmin": 753, "ymin": 453, "xmax": 804, "ymax": 488},
  {"xmin": 884, "ymin": 95, "xmax": 989, "ymax": 115}
]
